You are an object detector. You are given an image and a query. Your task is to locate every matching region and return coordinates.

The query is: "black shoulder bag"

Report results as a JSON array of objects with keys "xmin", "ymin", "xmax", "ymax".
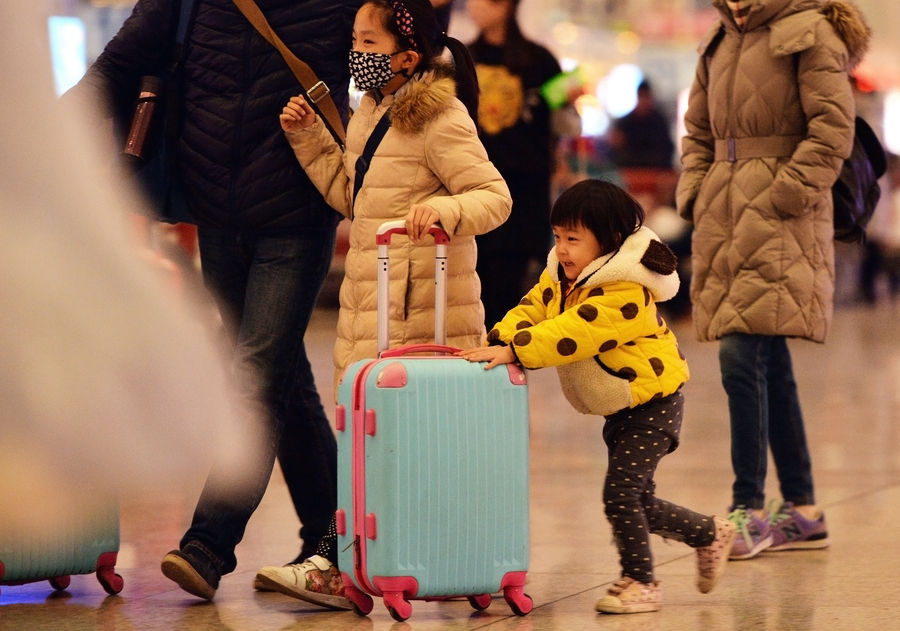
[{"xmin": 352, "ymin": 111, "xmax": 392, "ymax": 214}]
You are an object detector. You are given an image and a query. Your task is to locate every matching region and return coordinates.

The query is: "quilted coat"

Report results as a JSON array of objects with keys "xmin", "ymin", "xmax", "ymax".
[
  {"xmin": 286, "ymin": 64, "xmax": 512, "ymax": 382},
  {"xmin": 677, "ymin": 0, "xmax": 870, "ymax": 342},
  {"xmin": 73, "ymin": 0, "xmax": 359, "ymax": 230},
  {"xmin": 489, "ymin": 227, "xmax": 689, "ymax": 416}
]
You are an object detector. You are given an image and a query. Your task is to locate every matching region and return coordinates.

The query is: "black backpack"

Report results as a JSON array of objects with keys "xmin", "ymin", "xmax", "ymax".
[{"xmin": 832, "ymin": 116, "xmax": 887, "ymax": 243}]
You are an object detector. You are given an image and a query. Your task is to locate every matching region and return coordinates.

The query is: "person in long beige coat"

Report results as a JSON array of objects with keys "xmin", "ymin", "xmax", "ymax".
[
  {"xmin": 677, "ymin": 0, "xmax": 870, "ymax": 560},
  {"xmin": 262, "ymin": 0, "xmax": 510, "ymax": 608},
  {"xmin": 283, "ymin": 3, "xmax": 510, "ymax": 391}
]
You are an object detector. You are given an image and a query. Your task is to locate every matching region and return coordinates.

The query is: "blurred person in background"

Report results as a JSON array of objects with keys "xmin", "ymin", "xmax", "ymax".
[
  {"xmin": 431, "ymin": 0, "xmax": 453, "ymax": 31},
  {"xmin": 1, "ymin": 0, "xmax": 252, "ymax": 542},
  {"xmin": 677, "ymin": 0, "xmax": 869, "ymax": 560},
  {"xmin": 466, "ymin": 0, "xmax": 563, "ymax": 329},
  {"xmin": 65, "ymin": 0, "xmax": 362, "ymax": 600},
  {"xmin": 609, "ymin": 80, "xmax": 675, "ymax": 170}
]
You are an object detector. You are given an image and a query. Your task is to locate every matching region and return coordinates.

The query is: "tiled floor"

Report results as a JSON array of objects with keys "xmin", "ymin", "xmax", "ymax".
[{"xmin": 3, "ymin": 304, "xmax": 900, "ymax": 630}]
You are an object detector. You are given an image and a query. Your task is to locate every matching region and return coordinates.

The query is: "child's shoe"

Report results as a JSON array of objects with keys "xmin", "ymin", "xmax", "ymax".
[
  {"xmin": 595, "ymin": 577, "xmax": 662, "ymax": 614},
  {"xmin": 254, "ymin": 555, "xmax": 351, "ymax": 610},
  {"xmin": 727, "ymin": 506, "xmax": 773, "ymax": 560},
  {"xmin": 696, "ymin": 516, "xmax": 736, "ymax": 593},
  {"xmin": 766, "ymin": 499, "xmax": 830, "ymax": 551}
]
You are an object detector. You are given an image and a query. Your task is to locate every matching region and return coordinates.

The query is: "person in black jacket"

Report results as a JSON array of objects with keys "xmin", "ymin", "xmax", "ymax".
[
  {"xmin": 67, "ymin": 0, "xmax": 362, "ymax": 600},
  {"xmin": 466, "ymin": 0, "xmax": 562, "ymax": 330}
]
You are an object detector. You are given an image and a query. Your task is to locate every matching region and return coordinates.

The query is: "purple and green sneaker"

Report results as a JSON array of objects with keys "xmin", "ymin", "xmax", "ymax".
[
  {"xmin": 727, "ymin": 506, "xmax": 773, "ymax": 560},
  {"xmin": 766, "ymin": 500, "xmax": 830, "ymax": 551}
]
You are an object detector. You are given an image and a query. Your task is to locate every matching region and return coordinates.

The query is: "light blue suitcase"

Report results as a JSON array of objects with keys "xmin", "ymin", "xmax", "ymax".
[
  {"xmin": 335, "ymin": 221, "xmax": 531, "ymax": 621},
  {"xmin": 0, "ymin": 500, "xmax": 123, "ymax": 596}
]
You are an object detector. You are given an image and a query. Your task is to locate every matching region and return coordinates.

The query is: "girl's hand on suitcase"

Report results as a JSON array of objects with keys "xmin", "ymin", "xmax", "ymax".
[
  {"xmin": 280, "ymin": 95, "xmax": 317, "ymax": 132},
  {"xmin": 457, "ymin": 345, "xmax": 515, "ymax": 369},
  {"xmin": 404, "ymin": 205, "xmax": 440, "ymax": 243}
]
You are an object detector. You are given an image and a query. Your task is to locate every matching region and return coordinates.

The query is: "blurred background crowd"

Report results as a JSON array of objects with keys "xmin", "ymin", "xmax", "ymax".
[{"xmin": 45, "ymin": 0, "xmax": 900, "ymax": 318}]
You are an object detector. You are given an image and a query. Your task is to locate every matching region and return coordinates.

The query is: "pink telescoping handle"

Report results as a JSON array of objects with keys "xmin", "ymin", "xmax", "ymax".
[{"xmin": 376, "ymin": 220, "xmax": 450, "ymax": 354}]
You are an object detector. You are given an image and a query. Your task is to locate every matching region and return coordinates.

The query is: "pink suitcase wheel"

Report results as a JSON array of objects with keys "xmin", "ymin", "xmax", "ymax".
[
  {"xmin": 343, "ymin": 582, "xmax": 374, "ymax": 617},
  {"xmin": 468, "ymin": 594, "xmax": 492, "ymax": 611},
  {"xmin": 49, "ymin": 576, "xmax": 71, "ymax": 591},
  {"xmin": 383, "ymin": 591, "xmax": 413, "ymax": 622},
  {"xmin": 503, "ymin": 586, "xmax": 533, "ymax": 616},
  {"xmin": 97, "ymin": 567, "xmax": 124, "ymax": 595}
]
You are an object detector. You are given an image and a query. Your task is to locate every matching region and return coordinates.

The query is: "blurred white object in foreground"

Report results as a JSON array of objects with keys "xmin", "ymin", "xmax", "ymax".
[{"xmin": 0, "ymin": 0, "xmax": 257, "ymax": 533}]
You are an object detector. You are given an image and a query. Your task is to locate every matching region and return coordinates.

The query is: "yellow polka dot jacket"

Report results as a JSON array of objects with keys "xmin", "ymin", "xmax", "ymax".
[{"xmin": 488, "ymin": 227, "xmax": 689, "ymax": 416}]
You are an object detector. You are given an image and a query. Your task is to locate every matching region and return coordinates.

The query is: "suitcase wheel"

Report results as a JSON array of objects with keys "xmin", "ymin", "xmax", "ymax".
[
  {"xmin": 383, "ymin": 591, "xmax": 413, "ymax": 622},
  {"xmin": 344, "ymin": 581, "xmax": 374, "ymax": 616},
  {"xmin": 97, "ymin": 567, "xmax": 124, "ymax": 595},
  {"xmin": 468, "ymin": 594, "xmax": 492, "ymax": 611},
  {"xmin": 49, "ymin": 576, "xmax": 71, "ymax": 592},
  {"xmin": 503, "ymin": 587, "xmax": 533, "ymax": 616}
]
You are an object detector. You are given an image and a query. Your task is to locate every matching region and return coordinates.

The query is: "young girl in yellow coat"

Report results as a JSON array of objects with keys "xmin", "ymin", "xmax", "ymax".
[{"xmin": 460, "ymin": 179, "xmax": 736, "ymax": 614}]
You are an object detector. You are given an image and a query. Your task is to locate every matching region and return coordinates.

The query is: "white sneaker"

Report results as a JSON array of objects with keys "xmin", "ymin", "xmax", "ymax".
[
  {"xmin": 697, "ymin": 516, "xmax": 736, "ymax": 593},
  {"xmin": 254, "ymin": 555, "xmax": 351, "ymax": 610},
  {"xmin": 595, "ymin": 577, "xmax": 662, "ymax": 614}
]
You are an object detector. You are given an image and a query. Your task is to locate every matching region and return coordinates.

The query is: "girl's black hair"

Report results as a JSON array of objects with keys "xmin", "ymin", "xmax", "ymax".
[
  {"xmin": 366, "ymin": 0, "xmax": 480, "ymax": 121},
  {"xmin": 549, "ymin": 179, "xmax": 645, "ymax": 255}
]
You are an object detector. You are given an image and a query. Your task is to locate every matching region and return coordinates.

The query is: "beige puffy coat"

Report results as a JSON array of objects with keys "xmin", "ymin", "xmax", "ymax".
[
  {"xmin": 286, "ymin": 65, "xmax": 511, "ymax": 382},
  {"xmin": 677, "ymin": 0, "xmax": 870, "ymax": 342}
]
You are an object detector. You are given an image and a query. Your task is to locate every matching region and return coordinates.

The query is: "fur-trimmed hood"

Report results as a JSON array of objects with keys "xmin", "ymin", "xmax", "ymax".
[
  {"xmin": 546, "ymin": 226, "xmax": 681, "ymax": 303},
  {"xmin": 708, "ymin": 0, "xmax": 871, "ymax": 70},
  {"xmin": 383, "ymin": 62, "xmax": 458, "ymax": 135}
]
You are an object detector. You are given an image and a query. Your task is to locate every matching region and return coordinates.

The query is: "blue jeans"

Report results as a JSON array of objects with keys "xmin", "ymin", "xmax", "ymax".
[
  {"xmin": 181, "ymin": 226, "xmax": 338, "ymax": 575},
  {"xmin": 719, "ymin": 333, "xmax": 815, "ymax": 510}
]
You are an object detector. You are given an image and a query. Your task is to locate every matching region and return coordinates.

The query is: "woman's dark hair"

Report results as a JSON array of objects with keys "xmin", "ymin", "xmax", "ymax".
[
  {"xmin": 549, "ymin": 179, "xmax": 644, "ymax": 255},
  {"xmin": 366, "ymin": 0, "xmax": 480, "ymax": 121},
  {"xmin": 468, "ymin": 0, "xmax": 538, "ymax": 76}
]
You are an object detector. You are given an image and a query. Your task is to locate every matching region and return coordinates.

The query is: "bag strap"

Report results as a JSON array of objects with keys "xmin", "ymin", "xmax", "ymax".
[
  {"xmin": 353, "ymin": 111, "xmax": 392, "ymax": 210},
  {"xmin": 231, "ymin": 0, "xmax": 347, "ymax": 149}
]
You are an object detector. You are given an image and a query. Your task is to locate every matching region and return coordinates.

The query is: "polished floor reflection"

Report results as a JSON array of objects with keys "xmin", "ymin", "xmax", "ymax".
[{"xmin": 3, "ymin": 304, "xmax": 900, "ymax": 630}]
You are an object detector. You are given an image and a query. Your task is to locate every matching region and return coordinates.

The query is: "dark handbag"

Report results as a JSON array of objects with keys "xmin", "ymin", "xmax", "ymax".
[
  {"xmin": 832, "ymin": 116, "xmax": 887, "ymax": 243},
  {"xmin": 122, "ymin": 0, "xmax": 197, "ymax": 224}
]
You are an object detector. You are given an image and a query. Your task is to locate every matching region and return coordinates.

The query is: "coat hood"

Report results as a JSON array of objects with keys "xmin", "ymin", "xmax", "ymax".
[
  {"xmin": 708, "ymin": 0, "xmax": 871, "ymax": 70},
  {"xmin": 547, "ymin": 226, "xmax": 680, "ymax": 302},
  {"xmin": 382, "ymin": 62, "xmax": 458, "ymax": 135}
]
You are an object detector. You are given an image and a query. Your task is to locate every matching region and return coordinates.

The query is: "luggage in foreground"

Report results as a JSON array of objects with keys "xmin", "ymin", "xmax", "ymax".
[
  {"xmin": 0, "ymin": 500, "xmax": 123, "ymax": 596},
  {"xmin": 336, "ymin": 221, "xmax": 532, "ymax": 621}
]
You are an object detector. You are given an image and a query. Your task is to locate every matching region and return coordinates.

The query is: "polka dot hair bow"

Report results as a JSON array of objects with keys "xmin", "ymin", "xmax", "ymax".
[{"xmin": 391, "ymin": 0, "xmax": 418, "ymax": 50}]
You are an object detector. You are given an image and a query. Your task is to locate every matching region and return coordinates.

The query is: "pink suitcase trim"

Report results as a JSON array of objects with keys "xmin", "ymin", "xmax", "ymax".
[
  {"xmin": 336, "ymin": 405, "xmax": 346, "ymax": 432},
  {"xmin": 375, "ymin": 362, "xmax": 407, "ymax": 388},
  {"xmin": 335, "ymin": 509, "xmax": 346, "ymax": 536}
]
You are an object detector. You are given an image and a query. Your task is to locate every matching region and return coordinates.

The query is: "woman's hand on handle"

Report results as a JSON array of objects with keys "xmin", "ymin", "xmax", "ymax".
[
  {"xmin": 456, "ymin": 345, "xmax": 516, "ymax": 370},
  {"xmin": 404, "ymin": 205, "xmax": 440, "ymax": 243},
  {"xmin": 280, "ymin": 94, "xmax": 317, "ymax": 132}
]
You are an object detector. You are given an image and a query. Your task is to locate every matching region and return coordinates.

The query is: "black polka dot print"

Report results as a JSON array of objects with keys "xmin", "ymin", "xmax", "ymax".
[
  {"xmin": 649, "ymin": 357, "xmax": 665, "ymax": 376},
  {"xmin": 588, "ymin": 287, "xmax": 605, "ymax": 297},
  {"xmin": 513, "ymin": 330, "xmax": 532, "ymax": 346},
  {"xmin": 601, "ymin": 392, "xmax": 715, "ymax": 583},
  {"xmin": 557, "ymin": 338, "xmax": 578, "ymax": 356},
  {"xmin": 621, "ymin": 303, "xmax": 639, "ymax": 320},
  {"xmin": 599, "ymin": 340, "xmax": 618, "ymax": 352},
  {"xmin": 515, "ymin": 321, "xmax": 532, "ymax": 330},
  {"xmin": 486, "ymin": 328, "xmax": 500, "ymax": 344},
  {"xmin": 643, "ymin": 287, "xmax": 651, "ymax": 306},
  {"xmin": 577, "ymin": 303, "xmax": 598, "ymax": 322},
  {"xmin": 616, "ymin": 367, "xmax": 638, "ymax": 382},
  {"xmin": 542, "ymin": 287, "xmax": 553, "ymax": 306},
  {"xmin": 518, "ymin": 296, "xmax": 531, "ymax": 306}
]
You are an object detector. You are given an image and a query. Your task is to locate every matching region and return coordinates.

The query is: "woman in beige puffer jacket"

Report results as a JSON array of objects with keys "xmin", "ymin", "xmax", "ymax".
[
  {"xmin": 676, "ymin": 0, "xmax": 870, "ymax": 556},
  {"xmin": 286, "ymin": 51, "xmax": 510, "ymax": 389}
]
